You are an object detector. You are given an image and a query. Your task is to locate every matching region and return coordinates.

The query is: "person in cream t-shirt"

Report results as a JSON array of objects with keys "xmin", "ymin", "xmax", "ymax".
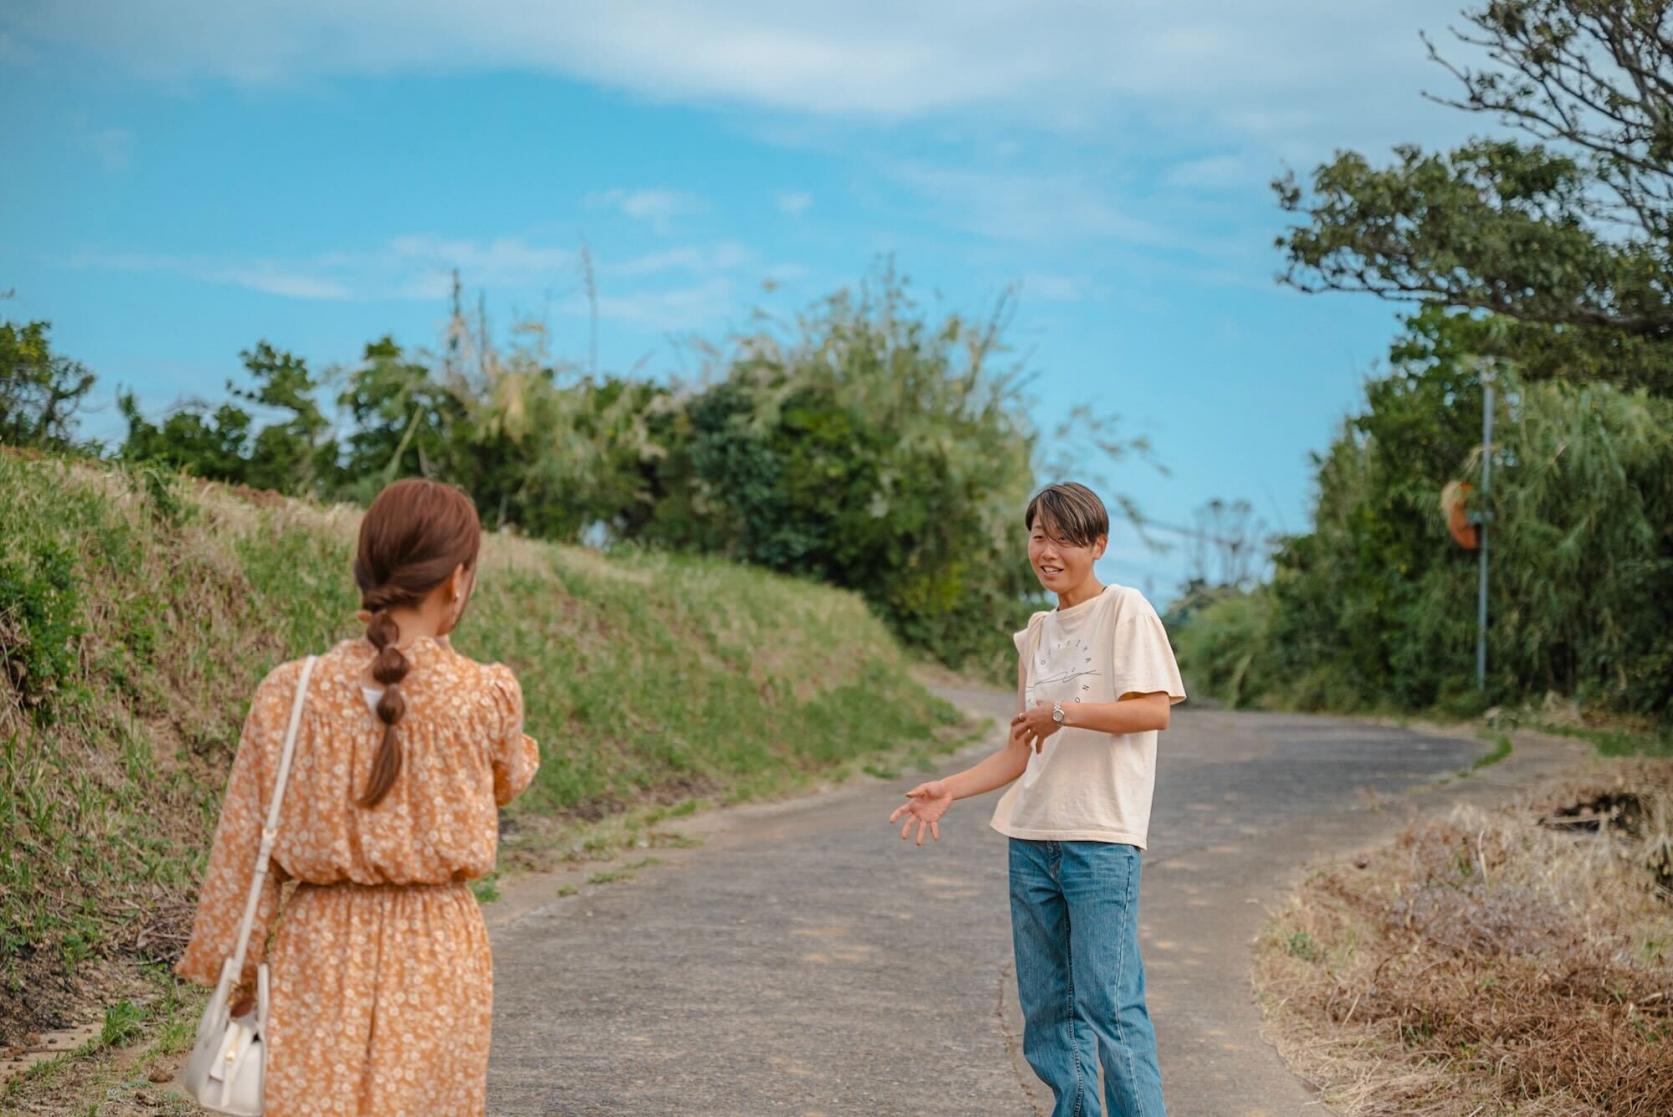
[
  {"xmin": 991, "ymin": 581, "xmax": 1183, "ymax": 848},
  {"xmin": 889, "ymin": 481, "xmax": 1185, "ymax": 1117}
]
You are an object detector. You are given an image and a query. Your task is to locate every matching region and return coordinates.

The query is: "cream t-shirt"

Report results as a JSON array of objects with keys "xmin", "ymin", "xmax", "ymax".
[{"xmin": 990, "ymin": 584, "xmax": 1186, "ymax": 849}]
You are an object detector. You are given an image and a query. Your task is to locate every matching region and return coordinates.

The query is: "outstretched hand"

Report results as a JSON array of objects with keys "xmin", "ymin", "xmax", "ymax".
[{"xmin": 889, "ymin": 779, "xmax": 953, "ymax": 846}]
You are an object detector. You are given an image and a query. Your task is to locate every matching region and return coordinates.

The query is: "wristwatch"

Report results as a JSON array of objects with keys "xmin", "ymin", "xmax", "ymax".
[{"xmin": 1051, "ymin": 700, "xmax": 1065, "ymax": 726}]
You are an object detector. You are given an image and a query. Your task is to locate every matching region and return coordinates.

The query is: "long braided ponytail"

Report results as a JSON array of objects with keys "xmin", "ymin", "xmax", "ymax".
[{"xmin": 352, "ymin": 479, "xmax": 481, "ymax": 808}]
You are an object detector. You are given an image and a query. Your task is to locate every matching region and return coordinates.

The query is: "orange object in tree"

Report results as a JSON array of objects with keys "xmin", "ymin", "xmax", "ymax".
[{"xmin": 1441, "ymin": 480, "xmax": 1478, "ymax": 550}]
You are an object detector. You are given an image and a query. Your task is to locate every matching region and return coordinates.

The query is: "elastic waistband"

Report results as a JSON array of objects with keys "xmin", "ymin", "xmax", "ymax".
[{"xmin": 295, "ymin": 879, "xmax": 468, "ymax": 893}]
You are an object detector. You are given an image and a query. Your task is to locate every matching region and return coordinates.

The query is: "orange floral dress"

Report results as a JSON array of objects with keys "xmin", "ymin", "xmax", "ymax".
[{"xmin": 178, "ymin": 636, "xmax": 539, "ymax": 1117}]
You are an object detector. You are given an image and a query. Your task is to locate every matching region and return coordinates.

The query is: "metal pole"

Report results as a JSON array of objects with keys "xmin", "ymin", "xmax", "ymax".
[{"xmin": 1476, "ymin": 370, "xmax": 1494, "ymax": 691}]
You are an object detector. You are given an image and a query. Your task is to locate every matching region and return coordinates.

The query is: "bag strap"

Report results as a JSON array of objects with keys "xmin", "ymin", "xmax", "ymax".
[{"xmin": 225, "ymin": 655, "xmax": 316, "ymax": 987}]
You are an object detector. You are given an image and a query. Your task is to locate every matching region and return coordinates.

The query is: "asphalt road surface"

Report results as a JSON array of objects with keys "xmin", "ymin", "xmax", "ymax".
[{"xmin": 486, "ymin": 688, "xmax": 1576, "ymax": 1117}]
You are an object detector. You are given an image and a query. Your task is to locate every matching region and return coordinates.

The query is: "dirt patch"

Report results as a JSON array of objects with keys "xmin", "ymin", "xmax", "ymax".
[{"xmin": 1255, "ymin": 760, "xmax": 1673, "ymax": 1116}]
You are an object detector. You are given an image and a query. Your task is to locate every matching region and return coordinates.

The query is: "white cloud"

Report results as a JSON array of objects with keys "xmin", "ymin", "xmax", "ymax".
[
  {"xmin": 586, "ymin": 188, "xmax": 702, "ymax": 233},
  {"xmin": 764, "ymin": 261, "xmax": 810, "ymax": 284},
  {"xmin": 601, "ymin": 241, "xmax": 752, "ymax": 279},
  {"xmin": 775, "ymin": 191, "xmax": 813, "ymax": 217},
  {"xmin": 67, "ymin": 251, "xmax": 355, "ymax": 299},
  {"xmin": 2, "ymin": 1, "xmax": 1477, "ymax": 150},
  {"xmin": 66, "ymin": 235, "xmax": 575, "ymax": 301},
  {"xmin": 590, "ymin": 277, "xmax": 735, "ymax": 330},
  {"xmin": 382, "ymin": 234, "xmax": 573, "ymax": 286},
  {"xmin": 62, "ymin": 234, "xmax": 761, "ymax": 330},
  {"xmin": 213, "ymin": 266, "xmax": 352, "ymax": 300},
  {"xmin": 889, "ymin": 163, "xmax": 1175, "ymax": 248}
]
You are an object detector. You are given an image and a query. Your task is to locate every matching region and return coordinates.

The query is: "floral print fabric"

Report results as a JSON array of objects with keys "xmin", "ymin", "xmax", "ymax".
[{"xmin": 177, "ymin": 636, "xmax": 539, "ymax": 1116}]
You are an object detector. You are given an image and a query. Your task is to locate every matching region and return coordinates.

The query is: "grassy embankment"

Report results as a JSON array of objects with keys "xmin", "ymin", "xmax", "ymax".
[
  {"xmin": 0, "ymin": 451, "xmax": 966, "ymax": 1113},
  {"xmin": 1256, "ymin": 760, "xmax": 1673, "ymax": 1116}
]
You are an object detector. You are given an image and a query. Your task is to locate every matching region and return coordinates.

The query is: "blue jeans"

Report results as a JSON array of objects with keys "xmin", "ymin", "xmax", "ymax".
[{"xmin": 1009, "ymin": 839, "xmax": 1167, "ymax": 1117}]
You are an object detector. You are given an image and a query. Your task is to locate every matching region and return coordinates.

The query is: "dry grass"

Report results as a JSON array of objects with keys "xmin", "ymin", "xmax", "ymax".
[{"xmin": 1255, "ymin": 760, "xmax": 1673, "ymax": 1116}]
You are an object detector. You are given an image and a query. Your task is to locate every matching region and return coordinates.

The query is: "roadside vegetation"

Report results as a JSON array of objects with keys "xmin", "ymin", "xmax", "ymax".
[
  {"xmin": 5, "ymin": 264, "xmax": 1153, "ymax": 681},
  {"xmin": 1256, "ymin": 760, "xmax": 1673, "ymax": 1116},
  {"xmin": 1224, "ymin": 6, "xmax": 1673, "ymax": 1111},
  {"xmin": 1172, "ymin": 0, "xmax": 1673, "ymax": 749},
  {"xmin": 1170, "ymin": 313, "xmax": 1673, "ymax": 745},
  {"xmin": 0, "ymin": 450, "xmax": 965, "ymax": 1111}
]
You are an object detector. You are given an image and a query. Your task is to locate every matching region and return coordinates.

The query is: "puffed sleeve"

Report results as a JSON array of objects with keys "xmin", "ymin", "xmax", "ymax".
[
  {"xmin": 487, "ymin": 664, "xmax": 540, "ymax": 807},
  {"xmin": 175, "ymin": 661, "xmax": 302, "ymax": 991},
  {"xmin": 1109, "ymin": 598, "xmax": 1187, "ymax": 706},
  {"xmin": 1011, "ymin": 611, "xmax": 1048, "ymax": 659}
]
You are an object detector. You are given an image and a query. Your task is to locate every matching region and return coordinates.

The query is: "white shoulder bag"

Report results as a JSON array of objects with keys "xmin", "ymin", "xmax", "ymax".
[{"xmin": 181, "ymin": 655, "xmax": 317, "ymax": 1116}]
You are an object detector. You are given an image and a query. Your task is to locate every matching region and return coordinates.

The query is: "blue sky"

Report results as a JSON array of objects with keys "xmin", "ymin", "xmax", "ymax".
[{"xmin": 1, "ymin": 1, "xmax": 1486, "ymax": 597}]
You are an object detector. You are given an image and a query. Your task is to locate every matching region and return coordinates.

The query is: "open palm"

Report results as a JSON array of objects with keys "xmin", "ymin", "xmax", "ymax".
[{"xmin": 889, "ymin": 780, "xmax": 952, "ymax": 846}]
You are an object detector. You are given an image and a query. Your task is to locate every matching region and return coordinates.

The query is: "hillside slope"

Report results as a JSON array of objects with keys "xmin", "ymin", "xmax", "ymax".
[{"xmin": 0, "ymin": 452, "xmax": 956, "ymax": 1045}]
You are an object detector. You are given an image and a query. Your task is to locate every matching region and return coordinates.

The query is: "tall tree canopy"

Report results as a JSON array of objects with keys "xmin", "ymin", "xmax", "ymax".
[
  {"xmin": 1277, "ymin": 0, "xmax": 1673, "ymax": 394},
  {"xmin": 1166, "ymin": 2, "xmax": 1673, "ymax": 724},
  {"xmin": 640, "ymin": 271, "xmax": 1042, "ymax": 667}
]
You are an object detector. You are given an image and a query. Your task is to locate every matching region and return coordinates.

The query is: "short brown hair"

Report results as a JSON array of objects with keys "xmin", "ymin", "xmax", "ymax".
[{"xmin": 1025, "ymin": 482, "xmax": 1108, "ymax": 548}]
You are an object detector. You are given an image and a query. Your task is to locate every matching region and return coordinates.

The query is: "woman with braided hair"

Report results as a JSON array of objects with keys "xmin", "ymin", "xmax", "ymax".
[{"xmin": 177, "ymin": 478, "xmax": 540, "ymax": 1115}]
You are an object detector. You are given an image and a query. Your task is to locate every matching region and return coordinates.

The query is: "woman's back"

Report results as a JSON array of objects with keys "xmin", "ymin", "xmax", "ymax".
[
  {"xmin": 266, "ymin": 637, "xmax": 533, "ymax": 888},
  {"xmin": 175, "ymin": 477, "xmax": 538, "ymax": 1117},
  {"xmin": 176, "ymin": 635, "xmax": 537, "ymax": 981}
]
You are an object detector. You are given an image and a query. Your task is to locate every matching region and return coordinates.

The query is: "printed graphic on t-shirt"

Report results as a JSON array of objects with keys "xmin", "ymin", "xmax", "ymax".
[
  {"xmin": 1021, "ymin": 626, "xmax": 1103, "ymax": 789},
  {"xmin": 1027, "ymin": 631, "xmax": 1101, "ymax": 705}
]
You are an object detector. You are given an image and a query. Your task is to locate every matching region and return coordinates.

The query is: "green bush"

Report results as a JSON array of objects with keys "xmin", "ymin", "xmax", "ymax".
[
  {"xmin": 1179, "ymin": 309, "xmax": 1673, "ymax": 724},
  {"xmin": 1172, "ymin": 588, "xmax": 1275, "ymax": 708},
  {"xmin": 636, "ymin": 269, "xmax": 1042, "ymax": 674},
  {"xmin": 0, "ymin": 542, "xmax": 84, "ymax": 720}
]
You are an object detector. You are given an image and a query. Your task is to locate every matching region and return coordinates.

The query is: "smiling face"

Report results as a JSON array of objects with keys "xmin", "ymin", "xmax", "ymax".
[
  {"xmin": 1024, "ymin": 482, "xmax": 1111, "ymax": 599},
  {"xmin": 1028, "ymin": 513, "xmax": 1106, "ymax": 595}
]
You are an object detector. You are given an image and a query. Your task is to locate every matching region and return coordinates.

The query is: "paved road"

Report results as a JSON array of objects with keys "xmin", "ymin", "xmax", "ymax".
[{"xmin": 486, "ymin": 689, "xmax": 1580, "ymax": 1117}]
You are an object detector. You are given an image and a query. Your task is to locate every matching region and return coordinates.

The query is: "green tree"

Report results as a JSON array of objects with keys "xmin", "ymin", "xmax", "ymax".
[
  {"xmin": 1237, "ymin": 0, "xmax": 1673, "ymax": 723},
  {"xmin": 0, "ymin": 321, "xmax": 96, "ymax": 450},
  {"xmin": 103, "ymin": 267, "xmax": 1141, "ymax": 674},
  {"xmin": 118, "ymin": 342, "xmax": 336, "ymax": 496},
  {"xmin": 1489, "ymin": 376, "xmax": 1673, "ymax": 711},
  {"xmin": 116, "ymin": 394, "xmax": 253, "ymax": 481},
  {"xmin": 427, "ymin": 301, "xmax": 672, "ymax": 540},
  {"xmin": 1182, "ymin": 309, "xmax": 1673, "ymax": 721},
  {"xmin": 233, "ymin": 342, "xmax": 336, "ymax": 494},
  {"xmin": 1276, "ymin": 0, "xmax": 1673, "ymax": 396},
  {"xmin": 1256, "ymin": 309, "xmax": 1486, "ymax": 710},
  {"xmin": 640, "ymin": 269, "xmax": 1044, "ymax": 669},
  {"xmin": 336, "ymin": 336, "xmax": 464, "ymax": 497}
]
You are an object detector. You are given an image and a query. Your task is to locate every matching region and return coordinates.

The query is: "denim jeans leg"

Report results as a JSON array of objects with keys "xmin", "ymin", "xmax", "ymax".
[
  {"xmin": 1009, "ymin": 839, "xmax": 1096, "ymax": 1117},
  {"xmin": 1061, "ymin": 842, "xmax": 1168, "ymax": 1117}
]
